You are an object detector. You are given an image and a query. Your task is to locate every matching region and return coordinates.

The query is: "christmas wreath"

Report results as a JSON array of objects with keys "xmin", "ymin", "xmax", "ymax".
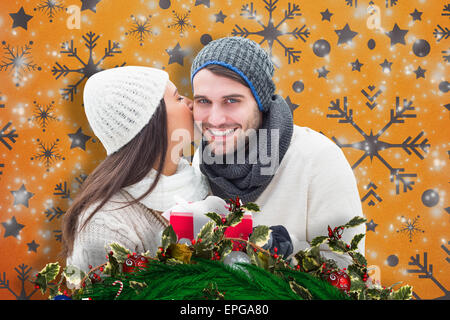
[{"xmin": 33, "ymin": 197, "xmax": 412, "ymax": 300}]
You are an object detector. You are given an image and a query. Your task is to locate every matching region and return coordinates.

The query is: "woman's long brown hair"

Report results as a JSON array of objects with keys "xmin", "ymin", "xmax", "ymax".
[{"xmin": 61, "ymin": 99, "xmax": 168, "ymax": 258}]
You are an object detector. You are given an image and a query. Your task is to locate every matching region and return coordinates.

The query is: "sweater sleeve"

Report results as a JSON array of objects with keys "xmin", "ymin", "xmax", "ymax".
[
  {"xmin": 306, "ymin": 139, "xmax": 366, "ymax": 268},
  {"xmin": 67, "ymin": 215, "xmax": 138, "ymax": 273},
  {"xmin": 66, "ymin": 197, "xmax": 149, "ymax": 275}
]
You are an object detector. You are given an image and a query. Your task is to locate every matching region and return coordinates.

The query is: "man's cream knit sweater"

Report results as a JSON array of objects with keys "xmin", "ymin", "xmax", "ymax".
[{"xmin": 193, "ymin": 125, "xmax": 366, "ymax": 267}]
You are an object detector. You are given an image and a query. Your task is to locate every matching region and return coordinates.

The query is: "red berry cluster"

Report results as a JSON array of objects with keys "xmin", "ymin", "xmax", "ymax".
[
  {"xmin": 272, "ymin": 247, "xmax": 279, "ymax": 259},
  {"xmin": 88, "ymin": 264, "xmax": 102, "ymax": 283},
  {"xmin": 328, "ymin": 226, "xmax": 344, "ymax": 240},
  {"xmin": 211, "ymin": 250, "xmax": 221, "ymax": 261}
]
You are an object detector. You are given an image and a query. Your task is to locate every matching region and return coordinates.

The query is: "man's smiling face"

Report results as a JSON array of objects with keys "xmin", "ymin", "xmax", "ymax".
[{"xmin": 192, "ymin": 68, "xmax": 262, "ymax": 156}]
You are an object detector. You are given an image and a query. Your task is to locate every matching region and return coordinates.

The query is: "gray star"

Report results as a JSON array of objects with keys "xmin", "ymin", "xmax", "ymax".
[
  {"xmin": 366, "ymin": 219, "xmax": 378, "ymax": 232},
  {"xmin": 320, "ymin": 9, "xmax": 333, "ymax": 22},
  {"xmin": 285, "ymin": 96, "xmax": 299, "ymax": 112},
  {"xmin": 2, "ymin": 216, "xmax": 25, "ymax": 238},
  {"xmin": 80, "ymin": 0, "xmax": 101, "ymax": 13},
  {"xmin": 27, "ymin": 240, "xmax": 40, "ymax": 252},
  {"xmin": 10, "ymin": 184, "xmax": 34, "ymax": 208},
  {"xmin": 414, "ymin": 66, "xmax": 426, "ymax": 79},
  {"xmin": 410, "ymin": 9, "xmax": 423, "ymax": 21},
  {"xmin": 68, "ymin": 127, "xmax": 91, "ymax": 150},
  {"xmin": 9, "ymin": 7, "xmax": 33, "ymax": 30},
  {"xmin": 385, "ymin": 23, "xmax": 408, "ymax": 46},
  {"xmin": 351, "ymin": 59, "xmax": 363, "ymax": 71},
  {"xmin": 317, "ymin": 66, "xmax": 330, "ymax": 78},
  {"xmin": 380, "ymin": 59, "xmax": 393, "ymax": 72},
  {"xmin": 195, "ymin": 0, "xmax": 210, "ymax": 8},
  {"xmin": 335, "ymin": 23, "xmax": 358, "ymax": 45},
  {"xmin": 214, "ymin": 11, "xmax": 227, "ymax": 23},
  {"xmin": 166, "ymin": 43, "xmax": 188, "ymax": 66}
]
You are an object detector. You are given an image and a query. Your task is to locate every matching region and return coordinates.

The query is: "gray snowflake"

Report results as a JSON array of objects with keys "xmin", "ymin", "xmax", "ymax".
[
  {"xmin": 408, "ymin": 244, "xmax": 450, "ymax": 300},
  {"xmin": 168, "ymin": 10, "xmax": 195, "ymax": 35},
  {"xmin": 30, "ymin": 101, "xmax": 58, "ymax": 132},
  {"xmin": 0, "ymin": 121, "xmax": 18, "ymax": 151},
  {"xmin": 385, "ymin": 0, "xmax": 398, "ymax": 8},
  {"xmin": 44, "ymin": 206, "xmax": 65, "ymax": 222},
  {"xmin": 0, "ymin": 264, "xmax": 38, "ymax": 300},
  {"xmin": 345, "ymin": 0, "xmax": 358, "ymax": 7},
  {"xmin": 0, "ymin": 40, "xmax": 41, "ymax": 87},
  {"xmin": 126, "ymin": 14, "xmax": 153, "ymax": 46},
  {"xmin": 51, "ymin": 31, "xmax": 125, "ymax": 101},
  {"xmin": 326, "ymin": 92, "xmax": 430, "ymax": 195},
  {"xmin": 396, "ymin": 215, "xmax": 425, "ymax": 242},
  {"xmin": 34, "ymin": 0, "xmax": 65, "ymax": 22},
  {"xmin": 30, "ymin": 138, "xmax": 65, "ymax": 171},
  {"xmin": 232, "ymin": 0, "xmax": 310, "ymax": 65},
  {"xmin": 434, "ymin": 25, "xmax": 450, "ymax": 42}
]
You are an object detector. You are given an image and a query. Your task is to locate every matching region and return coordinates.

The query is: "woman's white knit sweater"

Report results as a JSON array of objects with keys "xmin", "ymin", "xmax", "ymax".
[{"xmin": 66, "ymin": 158, "xmax": 209, "ymax": 273}]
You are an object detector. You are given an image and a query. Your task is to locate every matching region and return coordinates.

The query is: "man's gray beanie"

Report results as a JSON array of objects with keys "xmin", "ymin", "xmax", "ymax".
[{"xmin": 190, "ymin": 36, "xmax": 275, "ymax": 113}]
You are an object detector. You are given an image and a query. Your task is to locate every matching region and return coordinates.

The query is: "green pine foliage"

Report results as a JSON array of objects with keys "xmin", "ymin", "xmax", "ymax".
[{"xmin": 32, "ymin": 197, "xmax": 412, "ymax": 300}]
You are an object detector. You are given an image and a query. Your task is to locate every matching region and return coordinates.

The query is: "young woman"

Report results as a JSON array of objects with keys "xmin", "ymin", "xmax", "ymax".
[{"xmin": 61, "ymin": 66, "xmax": 209, "ymax": 272}]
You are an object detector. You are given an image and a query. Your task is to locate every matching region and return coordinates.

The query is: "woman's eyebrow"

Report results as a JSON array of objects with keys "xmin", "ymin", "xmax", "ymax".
[{"xmin": 173, "ymin": 88, "xmax": 178, "ymax": 97}]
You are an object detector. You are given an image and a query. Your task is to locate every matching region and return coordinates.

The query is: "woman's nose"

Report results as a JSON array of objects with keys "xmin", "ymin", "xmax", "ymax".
[{"xmin": 185, "ymin": 97, "xmax": 193, "ymax": 111}]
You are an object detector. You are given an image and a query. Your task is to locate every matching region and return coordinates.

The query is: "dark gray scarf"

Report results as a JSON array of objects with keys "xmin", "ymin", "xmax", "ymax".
[{"xmin": 199, "ymin": 95, "xmax": 293, "ymax": 203}]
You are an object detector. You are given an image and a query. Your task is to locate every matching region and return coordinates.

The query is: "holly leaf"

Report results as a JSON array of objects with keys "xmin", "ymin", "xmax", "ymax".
[
  {"xmin": 39, "ymin": 262, "xmax": 60, "ymax": 283},
  {"xmin": 328, "ymin": 240, "xmax": 347, "ymax": 253},
  {"xmin": 63, "ymin": 265, "xmax": 86, "ymax": 289},
  {"xmin": 247, "ymin": 248, "xmax": 268, "ymax": 270},
  {"xmin": 129, "ymin": 281, "xmax": 147, "ymax": 295},
  {"xmin": 167, "ymin": 243, "xmax": 193, "ymax": 264},
  {"xmin": 34, "ymin": 274, "xmax": 49, "ymax": 294},
  {"xmin": 310, "ymin": 236, "xmax": 328, "ymax": 247},
  {"xmin": 197, "ymin": 220, "xmax": 216, "ymax": 242},
  {"xmin": 205, "ymin": 212, "xmax": 223, "ymax": 225},
  {"xmin": 161, "ymin": 225, "xmax": 177, "ymax": 250},
  {"xmin": 350, "ymin": 234, "xmax": 365, "ymax": 250},
  {"xmin": 289, "ymin": 281, "xmax": 311, "ymax": 300},
  {"xmin": 103, "ymin": 252, "xmax": 120, "ymax": 277},
  {"xmin": 248, "ymin": 225, "xmax": 270, "ymax": 247},
  {"xmin": 218, "ymin": 239, "xmax": 233, "ymax": 259},
  {"xmin": 241, "ymin": 202, "xmax": 260, "ymax": 212},
  {"xmin": 349, "ymin": 277, "xmax": 366, "ymax": 293},
  {"xmin": 48, "ymin": 286, "xmax": 60, "ymax": 300},
  {"xmin": 343, "ymin": 216, "xmax": 367, "ymax": 228},
  {"xmin": 351, "ymin": 251, "xmax": 367, "ymax": 266},
  {"xmin": 347, "ymin": 264, "xmax": 364, "ymax": 279},
  {"xmin": 226, "ymin": 209, "xmax": 244, "ymax": 227},
  {"xmin": 109, "ymin": 242, "xmax": 132, "ymax": 264},
  {"xmin": 390, "ymin": 285, "xmax": 413, "ymax": 300}
]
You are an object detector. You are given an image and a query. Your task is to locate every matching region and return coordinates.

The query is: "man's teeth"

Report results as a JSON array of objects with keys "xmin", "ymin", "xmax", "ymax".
[{"xmin": 209, "ymin": 128, "xmax": 235, "ymax": 136}]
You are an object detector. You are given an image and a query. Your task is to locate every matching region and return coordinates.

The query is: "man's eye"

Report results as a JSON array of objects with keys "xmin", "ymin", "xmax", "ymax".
[
  {"xmin": 226, "ymin": 98, "xmax": 239, "ymax": 104},
  {"xmin": 197, "ymin": 99, "xmax": 210, "ymax": 104}
]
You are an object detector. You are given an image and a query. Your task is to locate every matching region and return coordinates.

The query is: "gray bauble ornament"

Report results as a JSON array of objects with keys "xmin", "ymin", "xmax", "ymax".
[{"xmin": 223, "ymin": 251, "xmax": 251, "ymax": 274}]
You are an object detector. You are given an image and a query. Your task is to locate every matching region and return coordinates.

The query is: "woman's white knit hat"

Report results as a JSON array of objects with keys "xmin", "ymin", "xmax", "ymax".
[{"xmin": 83, "ymin": 66, "xmax": 169, "ymax": 155}]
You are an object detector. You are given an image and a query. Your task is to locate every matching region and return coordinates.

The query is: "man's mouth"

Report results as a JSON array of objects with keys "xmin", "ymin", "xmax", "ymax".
[{"xmin": 206, "ymin": 127, "xmax": 238, "ymax": 140}]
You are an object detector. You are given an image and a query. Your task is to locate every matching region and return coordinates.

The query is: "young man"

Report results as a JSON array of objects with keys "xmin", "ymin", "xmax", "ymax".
[{"xmin": 190, "ymin": 37, "xmax": 365, "ymax": 266}]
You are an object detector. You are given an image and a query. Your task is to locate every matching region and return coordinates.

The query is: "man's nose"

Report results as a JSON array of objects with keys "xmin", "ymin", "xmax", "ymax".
[{"xmin": 207, "ymin": 104, "xmax": 227, "ymax": 127}]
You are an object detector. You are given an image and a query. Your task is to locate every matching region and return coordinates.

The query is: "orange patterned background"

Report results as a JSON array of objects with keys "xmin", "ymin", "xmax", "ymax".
[{"xmin": 0, "ymin": 0, "xmax": 448, "ymax": 300}]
